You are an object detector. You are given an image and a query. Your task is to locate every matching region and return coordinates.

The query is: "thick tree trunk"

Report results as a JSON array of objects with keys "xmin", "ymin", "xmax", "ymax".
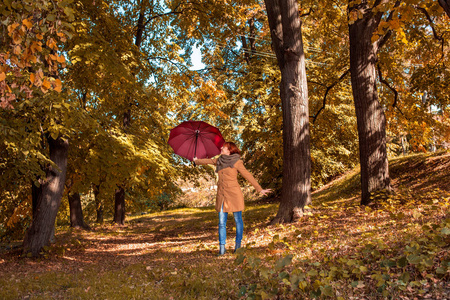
[
  {"xmin": 113, "ymin": 187, "xmax": 125, "ymax": 225},
  {"xmin": 348, "ymin": 1, "xmax": 391, "ymax": 205},
  {"xmin": 23, "ymin": 136, "xmax": 69, "ymax": 256},
  {"xmin": 31, "ymin": 181, "xmax": 56, "ymax": 243},
  {"xmin": 93, "ymin": 184, "xmax": 103, "ymax": 224},
  {"xmin": 439, "ymin": 0, "xmax": 450, "ymax": 18},
  {"xmin": 31, "ymin": 181, "xmax": 42, "ymax": 218},
  {"xmin": 265, "ymin": 0, "xmax": 311, "ymax": 223},
  {"xmin": 68, "ymin": 192, "xmax": 90, "ymax": 229}
]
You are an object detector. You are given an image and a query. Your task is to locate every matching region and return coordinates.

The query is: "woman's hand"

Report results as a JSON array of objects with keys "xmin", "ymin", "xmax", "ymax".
[
  {"xmin": 193, "ymin": 157, "xmax": 198, "ymax": 161},
  {"xmin": 260, "ymin": 189, "xmax": 272, "ymax": 196}
]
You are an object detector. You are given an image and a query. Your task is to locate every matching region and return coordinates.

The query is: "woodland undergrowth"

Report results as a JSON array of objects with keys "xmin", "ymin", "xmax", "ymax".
[{"xmin": 0, "ymin": 152, "xmax": 449, "ymax": 299}]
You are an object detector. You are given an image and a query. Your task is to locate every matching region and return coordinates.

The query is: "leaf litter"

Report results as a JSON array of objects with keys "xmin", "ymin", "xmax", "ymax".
[{"xmin": 0, "ymin": 152, "xmax": 449, "ymax": 299}]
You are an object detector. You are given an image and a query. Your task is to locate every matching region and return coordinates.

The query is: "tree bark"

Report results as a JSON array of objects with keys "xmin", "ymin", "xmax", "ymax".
[
  {"xmin": 439, "ymin": 0, "xmax": 450, "ymax": 18},
  {"xmin": 23, "ymin": 136, "xmax": 69, "ymax": 256},
  {"xmin": 348, "ymin": 0, "xmax": 391, "ymax": 205},
  {"xmin": 113, "ymin": 187, "xmax": 126, "ymax": 225},
  {"xmin": 31, "ymin": 181, "xmax": 42, "ymax": 218},
  {"xmin": 112, "ymin": 106, "xmax": 130, "ymax": 225},
  {"xmin": 111, "ymin": 7, "xmax": 146, "ymax": 225},
  {"xmin": 68, "ymin": 192, "xmax": 90, "ymax": 229},
  {"xmin": 93, "ymin": 184, "xmax": 103, "ymax": 224},
  {"xmin": 265, "ymin": 0, "xmax": 311, "ymax": 223},
  {"xmin": 242, "ymin": 17, "xmax": 256, "ymax": 65}
]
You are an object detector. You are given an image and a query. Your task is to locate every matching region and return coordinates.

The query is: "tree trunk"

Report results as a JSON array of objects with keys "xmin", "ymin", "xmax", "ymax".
[
  {"xmin": 135, "ymin": 9, "xmax": 145, "ymax": 48},
  {"xmin": 23, "ymin": 136, "xmax": 69, "ymax": 256},
  {"xmin": 31, "ymin": 182, "xmax": 57, "ymax": 243},
  {"xmin": 68, "ymin": 192, "xmax": 90, "ymax": 229},
  {"xmin": 111, "ymin": 7, "xmax": 145, "ymax": 225},
  {"xmin": 96, "ymin": 202, "xmax": 103, "ymax": 224},
  {"xmin": 113, "ymin": 187, "xmax": 125, "ymax": 225},
  {"xmin": 439, "ymin": 0, "xmax": 450, "ymax": 18},
  {"xmin": 265, "ymin": 0, "xmax": 311, "ymax": 223},
  {"xmin": 348, "ymin": 1, "xmax": 391, "ymax": 205},
  {"xmin": 31, "ymin": 181, "xmax": 42, "ymax": 218},
  {"xmin": 93, "ymin": 184, "xmax": 103, "ymax": 224},
  {"xmin": 242, "ymin": 17, "xmax": 256, "ymax": 65}
]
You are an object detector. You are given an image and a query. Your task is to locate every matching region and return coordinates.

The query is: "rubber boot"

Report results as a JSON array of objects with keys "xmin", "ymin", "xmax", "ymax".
[{"xmin": 218, "ymin": 244, "xmax": 226, "ymax": 256}]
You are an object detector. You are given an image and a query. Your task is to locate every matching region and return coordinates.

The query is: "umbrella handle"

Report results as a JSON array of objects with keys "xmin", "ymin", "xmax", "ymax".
[{"xmin": 193, "ymin": 130, "xmax": 199, "ymax": 165}]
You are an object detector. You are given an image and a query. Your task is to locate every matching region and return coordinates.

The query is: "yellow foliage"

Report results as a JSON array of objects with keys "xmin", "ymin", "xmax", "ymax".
[
  {"xmin": 46, "ymin": 38, "xmax": 58, "ymax": 50},
  {"xmin": 371, "ymin": 34, "xmax": 379, "ymax": 43},
  {"xmin": 27, "ymin": 54, "xmax": 37, "ymax": 64},
  {"xmin": 0, "ymin": 0, "xmax": 74, "ymax": 109},
  {"xmin": 389, "ymin": 19, "xmax": 401, "ymax": 30},
  {"xmin": 6, "ymin": 197, "xmax": 31, "ymax": 229},
  {"xmin": 30, "ymin": 41, "xmax": 42, "ymax": 53},
  {"xmin": 0, "ymin": 72, "xmax": 5, "ymax": 82},
  {"xmin": 11, "ymin": 31, "xmax": 23, "ymax": 45},
  {"xmin": 13, "ymin": 45, "xmax": 21, "ymax": 55},
  {"xmin": 36, "ymin": 69, "xmax": 44, "ymax": 80},
  {"xmin": 22, "ymin": 18, "xmax": 33, "ymax": 29},
  {"xmin": 56, "ymin": 54, "xmax": 66, "ymax": 63},
  {"xmin": 53, "ymin": 78, "xmax": 62, "ymax": 93},
  {"xmin": 41, "ymin": 78, "xmax": 51, "ymax": 91},
  {"xmin": 398, "ymin": 29, "xmax": 408, "ymax": 45},
  {"xmin": 7, "ymin": 22, "xmax": 20, "ymax": 33}
]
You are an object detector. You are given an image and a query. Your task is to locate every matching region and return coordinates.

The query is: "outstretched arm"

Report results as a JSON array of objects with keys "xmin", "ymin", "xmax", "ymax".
[
  {"xmin": 193, "ymin": 157, "xmax": 217, "ymax": 166},
  {"xmin": 234, "ymin": 160, "xmax": 272, "ymax": 195}
]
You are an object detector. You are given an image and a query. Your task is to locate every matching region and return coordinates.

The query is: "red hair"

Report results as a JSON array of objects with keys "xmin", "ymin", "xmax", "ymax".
[{"xmin": 223, "ymin": 142, "xmax": 241, "ymax": 155}]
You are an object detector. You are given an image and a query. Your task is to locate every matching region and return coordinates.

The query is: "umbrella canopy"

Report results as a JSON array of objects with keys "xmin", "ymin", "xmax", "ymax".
[{"xmin": 168, "ymin": 120, "xmax": 225, "ymax": 162}]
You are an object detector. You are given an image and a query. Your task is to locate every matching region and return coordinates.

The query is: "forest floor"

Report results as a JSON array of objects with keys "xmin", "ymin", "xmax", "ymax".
[{"xmin": 0, "ymin": 151, "xmax": 449, "ymax": 299}]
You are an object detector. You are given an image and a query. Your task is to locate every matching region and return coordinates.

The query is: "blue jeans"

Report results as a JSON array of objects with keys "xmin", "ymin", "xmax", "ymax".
[{"xmin": 219, "ymin": 205, "xmax": 243, "ymax": 246}]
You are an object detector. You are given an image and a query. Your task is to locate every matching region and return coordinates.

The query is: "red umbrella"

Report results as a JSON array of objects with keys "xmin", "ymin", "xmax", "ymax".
[{"xmin": 168, "ymin": 120, "xmax": 225, "ymax": 162}]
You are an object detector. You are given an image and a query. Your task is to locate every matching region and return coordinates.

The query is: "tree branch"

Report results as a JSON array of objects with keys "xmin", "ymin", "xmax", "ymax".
[
  {"xmin": 372, "ymin": 0, "xmax": 384, "ymax": 8},
  {"xmin": 376, "ymin": 64, "xmax": 406, "ymax": 118},
  {"xmin": 311, "ymin": 69, "xmax": 350, "ymax": 123},
  {"xmin": 377, "ymin": 64, "xmax": 398, "ymax": 106},
  {"xmin": 377, "ymin": 1, "xmax": 401, "ymax": 50},
  {"xmin": 143, "ymin": 5, "xmax": 183, "ymax": 28},
  {"xmin": 300, "ymin": 7, "xmax": 312, "ymax": 18},
  {"xmin": 415, "ymin": 6, "xmax": 445, "ymax": 60}
]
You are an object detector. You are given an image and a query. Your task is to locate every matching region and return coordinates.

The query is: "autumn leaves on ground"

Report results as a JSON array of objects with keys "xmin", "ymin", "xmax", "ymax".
[{"xmin": 1, "ymin": 152, "xmax": 449, "ymax": 300}]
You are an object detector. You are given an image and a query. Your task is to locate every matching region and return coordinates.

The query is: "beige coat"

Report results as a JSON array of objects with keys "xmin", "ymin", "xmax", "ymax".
[{"xmin": 195, "ymin": 157, "xmax": 262, "ymax": 212}]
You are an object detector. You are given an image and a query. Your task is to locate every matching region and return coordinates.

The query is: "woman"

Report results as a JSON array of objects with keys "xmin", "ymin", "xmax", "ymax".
[{"xmin": 194, "ymin": 142, "xmax": 271, "ymax": 255}]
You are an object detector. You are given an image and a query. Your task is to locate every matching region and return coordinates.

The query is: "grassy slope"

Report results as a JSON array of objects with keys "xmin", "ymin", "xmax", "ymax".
[{"xmin": 0, "ymin": 152, "xmax": 449, "ymax": 299}]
